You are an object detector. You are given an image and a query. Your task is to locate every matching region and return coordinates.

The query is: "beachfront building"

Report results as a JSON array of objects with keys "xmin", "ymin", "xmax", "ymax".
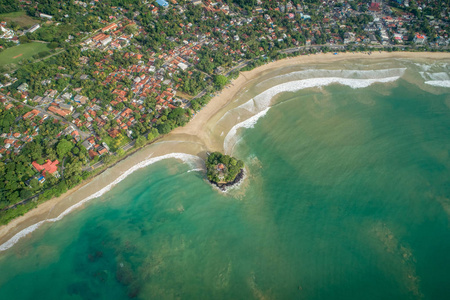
[{"xmin": 414, "ymin": 33, "xmax": 427, "ymax": 44}]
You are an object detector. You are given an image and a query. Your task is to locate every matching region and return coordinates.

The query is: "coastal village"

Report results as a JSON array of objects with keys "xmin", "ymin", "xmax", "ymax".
[{"xmin": 0, "ymin": 0, "xmax": 449, "ymax": 220}]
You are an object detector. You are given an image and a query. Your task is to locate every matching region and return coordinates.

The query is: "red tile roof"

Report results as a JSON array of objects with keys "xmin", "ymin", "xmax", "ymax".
[{"xmin": 32, "ymin": 159, "xmax": 59, "ymax": 177}]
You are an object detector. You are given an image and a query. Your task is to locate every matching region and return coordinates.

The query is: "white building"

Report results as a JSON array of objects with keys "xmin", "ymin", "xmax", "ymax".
[
  {"xmin": 27, "ymin": 24, "xmax": 40, "ymax": 33},
  {"xmin": 100, "ymin": 36, "xmax": 112, "ymax": 46},
  {"xmin": 40, "ymin": 13, "xmax": 53, "ymax": 19},
  {"xmin": 178, "ymin": 62, "xmax": 188, "ymax": 71}
]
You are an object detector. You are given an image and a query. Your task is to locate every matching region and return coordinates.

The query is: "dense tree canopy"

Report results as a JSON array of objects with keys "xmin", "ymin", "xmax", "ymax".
[{"xmin": 206, "ymin": 152, "xmax": 244, "ymax": 183}]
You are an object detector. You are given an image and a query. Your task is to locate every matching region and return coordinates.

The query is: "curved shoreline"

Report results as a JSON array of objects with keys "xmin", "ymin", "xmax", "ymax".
[{"xmin": 1, "ymin": 51, "xmax": 449, "ymax": 251}]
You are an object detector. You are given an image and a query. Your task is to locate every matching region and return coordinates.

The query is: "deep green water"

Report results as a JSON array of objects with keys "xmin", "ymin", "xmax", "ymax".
[{"xmin": 1, "ymin": 65, "xmax": 450, "ymax": 299}]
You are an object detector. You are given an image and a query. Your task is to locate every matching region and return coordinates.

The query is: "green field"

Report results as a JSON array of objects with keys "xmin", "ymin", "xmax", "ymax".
[
  {"xmin": 102, "ymin": 134, "xmax": 131, "ymax": 152},
  {"xmin": 0, "ymin": 42, "xmax": 50, "ymax": 67},
  {"xmin": 0, "ymin": 11, "xmax": 39, "ymax": 28}
]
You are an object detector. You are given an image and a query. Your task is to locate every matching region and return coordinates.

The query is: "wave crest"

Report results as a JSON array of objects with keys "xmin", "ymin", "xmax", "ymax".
[
  {"xmin": 0, "ymin": 153, "xmax": 203, "ymax": 252},
  {"xmin": 424, "ymin": 80, "xmax": 450, "ymax": 88},
  {"xmin": 223, "ymin": 76, "xmax": 401, "ymax": 153},
  {"xmin": 256, "ymin": 68, "xmax": 406, "ymax": 88},
  {"xmin": 224, "ymin": 108, "xmax": 270, "ymax": 154}
]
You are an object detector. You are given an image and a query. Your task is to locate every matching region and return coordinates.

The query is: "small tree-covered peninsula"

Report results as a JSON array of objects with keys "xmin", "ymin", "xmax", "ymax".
[{"xmin": 206, "ymin": 152, "xmax": 245, "ymax": 189}]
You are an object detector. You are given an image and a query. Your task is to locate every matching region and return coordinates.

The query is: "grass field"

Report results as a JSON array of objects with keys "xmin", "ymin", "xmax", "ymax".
[
  {"xmin": 0, "ymin": 42, "xmax": 50, "ymax": 67},
  {"xmin": 176, "ymin": 91, "xmax": 194, "ymax": 100},
  {"xmin": 0, "ymin": 11, "xmax": 39, "ymax": 28}
]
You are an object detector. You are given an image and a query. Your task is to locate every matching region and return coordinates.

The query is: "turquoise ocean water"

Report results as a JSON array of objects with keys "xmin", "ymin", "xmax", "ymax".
[{"xmin": 1, "ymin": 59, "xmax": 450, "ymax": 299}]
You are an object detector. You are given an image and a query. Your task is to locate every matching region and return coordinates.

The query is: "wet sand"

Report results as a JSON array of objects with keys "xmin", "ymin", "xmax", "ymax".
[{"xmin": 1, "ymin": 51, "xmax": 449, "ymax": 249}]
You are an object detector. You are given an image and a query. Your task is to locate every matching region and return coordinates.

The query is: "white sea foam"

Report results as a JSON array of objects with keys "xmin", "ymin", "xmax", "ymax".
[
  {"xmin": 224, "ymin": 108, "xmax": 270, "ymax": 154},
  {"xmin": 256, "ymin": 68, "xmax": 406, "ymax": 88},
  {"xmin": 223, "ymin": 76, "xmax": 401, "ymax": 154},
  {"xmin": 419, "ymin": 72, "xmax": 450, "ymax": 81},
  {"xmin": 414, "ymin": 63, "xmax": 432, "ymax": 72},
  {"xmin": 415, "ymin": 62, "xmax": 449, "ymax": 73},
  {"xmin": 424, "ymin": 80, "xmax": 450, "ymax": 88},
  {"xmin": 417, "ymin": 61, "xmax": 450, "ymax": 87},
  {"xmin": 187, "ymin": 168, "xmax": 205, "ymax": 173},
  {"xmin": 0, "ymin": 153, "xmax": 203, "ymax": 252},
  {"xmin": 248, "ymin": 76, "xmax": 400, "ymax": 114}
]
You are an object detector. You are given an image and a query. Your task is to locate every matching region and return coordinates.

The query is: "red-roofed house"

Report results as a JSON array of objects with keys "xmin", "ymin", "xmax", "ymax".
[
  {"xmin": 98, "ymin": 147, "xmax": 108, "ymax": 156},
  {"xmin": 414, "ymin": 33, "xmax": 427, "ymax": 44},
  {"xmin": 32, "ymin": 159, "xmax": 60, "ymax": 177},
  {"xmin": 88, "ymin": 149, "xmax": 98, "ymax": 159},
  {"xmin": 102, "ymin": 23, "xmax": 118, "ymax": 33}
]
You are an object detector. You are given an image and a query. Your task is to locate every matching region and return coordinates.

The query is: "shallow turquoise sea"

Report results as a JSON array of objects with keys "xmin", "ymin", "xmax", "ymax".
[{"xmin": 1, "ymin": 64, "xmax": 450, "ymax": 299}]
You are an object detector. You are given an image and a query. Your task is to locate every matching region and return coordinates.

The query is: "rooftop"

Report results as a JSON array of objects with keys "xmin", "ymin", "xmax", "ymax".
[{"xmin": 32, "ymin": 159, "xmax": 60, "ymax": 177}]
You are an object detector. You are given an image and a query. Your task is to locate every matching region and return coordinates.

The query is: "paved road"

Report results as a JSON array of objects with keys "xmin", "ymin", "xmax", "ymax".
[{"xmin": 82, "ymin": 161, "xmax": 103, "ymax": 172}]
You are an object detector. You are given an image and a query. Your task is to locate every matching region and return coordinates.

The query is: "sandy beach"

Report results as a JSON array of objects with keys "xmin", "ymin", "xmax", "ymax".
[{"xmin": 1, "ymin": 51, "xmax": 449, "ymax": 249}]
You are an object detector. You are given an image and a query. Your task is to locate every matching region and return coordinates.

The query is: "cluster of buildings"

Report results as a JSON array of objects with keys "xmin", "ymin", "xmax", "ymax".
[
  {"xmin": 0, "ymin": 22, "xmax": 15, "ymax": 40},
  {"xmin": 81, "ymin": 136, "xmax": 110, "ymax": 159},
  {"xmin": 0, "ymin": 21, "xmax": 41, "ymax": 45},
  {"xmin": 2, "ymin": 0, "xmax": 449, "ymax": 174},
  {"xmin": 82, "ymin": 20, "xmax": 138, "ymax": 50},
  {"xmin": 256, "ymin": 0, "xmax": 446, "ymax": 47},
  {"xmin": 0, "ymin": 95, "xmax": 61, "ymax": 158},
  {"xmin": 0, "ymin": 96, "xmax": 65, "ymax": 185}
]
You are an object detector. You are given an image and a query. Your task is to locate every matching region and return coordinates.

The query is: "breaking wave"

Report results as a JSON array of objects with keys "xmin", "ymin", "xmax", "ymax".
[
  {"xmin": 420, "ymin": 71, "xmax": 450, "ymax": 88},
  {"xmin": 419, "ymin": 72, "xmax": 450, "ymax": 81},
  {"xmin": 424, "ymin": 80, "xmax": 450, "ymax": 88},
  {"xmin": 415, "ymin": 62, "xmax": 449, "ymax": 73},
  {"xmin": 256, "ymin": 68, "xmax": 406, "ymax": 88},
  {"xmin": 224, "ymin": 108, "xmax": 270, "ymax": 154},
  {"xmin": 0, "ymin": 153, "xmax": 203, "ymax": 252},
  {"xmin": 223, "ymin": 75, "xmax": 401, "ymax": 154}
]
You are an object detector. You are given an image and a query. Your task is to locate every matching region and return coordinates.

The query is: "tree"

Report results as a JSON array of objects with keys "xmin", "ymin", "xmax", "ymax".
[
  {"xmin": 56, "ymin": 139, "xmax": 73, "ymax": 159},
  {"xmin": 101, "ymin": 154, "xmax": 114, "ymax": 165},
  {"xmin": 147, "ymin": 128, "xmax": 159, "ymax": 141},
  {"xmin": 135, "ymin": 135, "xmax": 146, "ymax": 148},
  {"xmin": 116, "ymin": 148, "xmax": 125, "ymax": 156},
  {"xmin": 48, "ymin": 42, "xmax": 59, "ymax": 49},
  {"xmin": 168, "ymin": 107, "xmax": 187, "ymax": 126},
  {"xmin": 65, "ymin": 160, "xmax": 82, "ymax": 179},
  {"xmin": 22, "ymin": 141, "xmax": 43, "ymax": 160},
  {"xmin": 20, "ymin": 189, "xmax": 32, "ymax": 200},
  {"xmin": 29, "ymin": 178, "xmax": 39, "ymax": 190},
  {"xmin": 214, "ymin": 74, "xmax": 228, "ymax": 89},
  {"xmin": 157, "ymin": 123, "xmax": 171, "ymax": 134},
  {"xmin": 19, "ymin": 36, "xmax": 31, "ymax": 44},
  {"xmin": 124, "ymin": 24, "xmax": 138, "ymax": 35},
  {"xmin": 206, "ymin": 152, "xmax": 244, "ymax": 184}
]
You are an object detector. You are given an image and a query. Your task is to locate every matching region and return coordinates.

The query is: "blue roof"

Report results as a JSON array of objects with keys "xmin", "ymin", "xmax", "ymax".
[{"xmin": 156, "ymin": 0, "xmax": 169, "ymax": 7}]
